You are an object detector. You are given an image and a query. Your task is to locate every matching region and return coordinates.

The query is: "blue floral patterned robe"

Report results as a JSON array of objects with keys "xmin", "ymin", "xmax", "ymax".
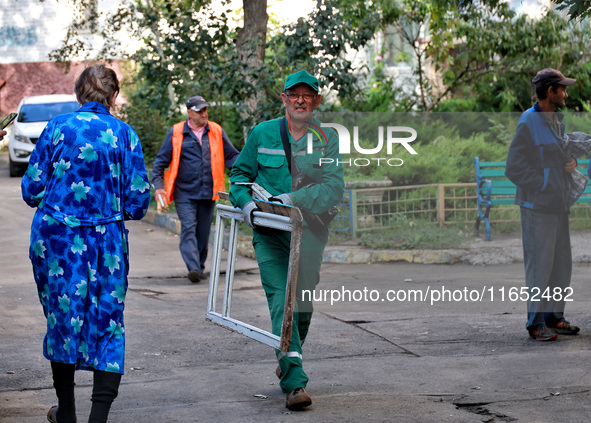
[{"xmin": 21, "ymin": 102, "xmax": 151, "ymax": 374}]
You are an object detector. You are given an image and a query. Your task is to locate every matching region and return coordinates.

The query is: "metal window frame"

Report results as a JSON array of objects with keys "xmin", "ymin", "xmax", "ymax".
[{"xmin": 206, "ymin": 198, "xmax": 303, "ymax": 352}]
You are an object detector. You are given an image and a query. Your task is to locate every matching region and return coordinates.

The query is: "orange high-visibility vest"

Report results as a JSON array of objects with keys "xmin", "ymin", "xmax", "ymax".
[{"xmin": 163, "ymin": 120, "xmax": 225, "ymax": 203}]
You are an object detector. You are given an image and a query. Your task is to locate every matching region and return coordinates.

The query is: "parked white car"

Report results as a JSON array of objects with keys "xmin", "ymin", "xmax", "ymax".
[{"xmin": 8, "ymin": 94, "xmax": 79, "ymax": 177}]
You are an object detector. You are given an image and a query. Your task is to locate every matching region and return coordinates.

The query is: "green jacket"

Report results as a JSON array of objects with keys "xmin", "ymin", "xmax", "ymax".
[{"xmin": 230, "ymin": 117, "xmax": 344, "ymax": 214}]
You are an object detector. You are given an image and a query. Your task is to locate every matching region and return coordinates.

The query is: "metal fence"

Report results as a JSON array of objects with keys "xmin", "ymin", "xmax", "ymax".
[{"xmin": 334, "ymin": 183, "xmax": 591, "ymax": 237}]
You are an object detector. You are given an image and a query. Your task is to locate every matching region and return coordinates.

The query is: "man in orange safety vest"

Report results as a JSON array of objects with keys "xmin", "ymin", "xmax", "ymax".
[{"xmin": 152, "ymin": 95, "xmax": 239, "ymax": 283}]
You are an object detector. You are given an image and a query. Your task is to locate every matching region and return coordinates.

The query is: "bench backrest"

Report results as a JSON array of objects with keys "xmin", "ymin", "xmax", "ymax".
[{"xmin": 474, "ymin": 157, "xmax": 591, "ymax": 203}]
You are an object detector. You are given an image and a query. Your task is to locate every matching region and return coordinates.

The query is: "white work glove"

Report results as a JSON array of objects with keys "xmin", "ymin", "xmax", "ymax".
[
  {"xmin": 242, "ymin": 201, "xmax": 259, "ymax": 228},
  {"xmin": 269, "ymin": 193, "xmax": 293, "ymax": 206}
]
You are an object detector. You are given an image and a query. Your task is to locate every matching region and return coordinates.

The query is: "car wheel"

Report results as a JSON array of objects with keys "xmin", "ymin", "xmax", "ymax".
[{"xmin": 9, "ymin": 156, "xmax": 24, "ymax": 177}]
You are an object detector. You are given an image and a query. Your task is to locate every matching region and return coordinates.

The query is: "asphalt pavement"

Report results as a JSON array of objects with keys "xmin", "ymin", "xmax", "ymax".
[{"xmin": 2, "ymin": 153, "xmax": 591, "ymax": 423}]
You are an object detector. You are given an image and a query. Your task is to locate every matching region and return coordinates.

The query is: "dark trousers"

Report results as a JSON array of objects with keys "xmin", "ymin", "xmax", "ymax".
[
  {"xmin": 520, "ymin": 208, "xmax": 571, "ymax": 330},
  {"xmin": 175, "ymin": 199, "xmax": 215, "ymax": 272}
]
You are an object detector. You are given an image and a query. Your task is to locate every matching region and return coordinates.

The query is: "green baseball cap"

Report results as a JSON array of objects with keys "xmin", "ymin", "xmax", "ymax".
[{"xmin": 284, "ymin": 70, "xmax": 319, "ymax": 92}]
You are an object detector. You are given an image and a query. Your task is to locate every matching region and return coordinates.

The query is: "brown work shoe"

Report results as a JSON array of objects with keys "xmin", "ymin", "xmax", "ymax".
[
  {"xmin": 528, "ymin": 325, "xmax": 557, "ymax": 341},
  {"xmin": 549, "ymin": 321, "xmax": 580, "ymax": 335},
  {"xmin": 286, "ymin": 388, "xmax": 312, "ymax": 411},
  {"xmin": 187, "ymin": 270, "xmax": 201, "ymax": 283}
]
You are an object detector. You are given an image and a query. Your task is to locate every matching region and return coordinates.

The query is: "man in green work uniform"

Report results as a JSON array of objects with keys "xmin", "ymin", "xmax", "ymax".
[{"xmin": 230, "ymin": 70, "xmax": 344, "ymax": 411}]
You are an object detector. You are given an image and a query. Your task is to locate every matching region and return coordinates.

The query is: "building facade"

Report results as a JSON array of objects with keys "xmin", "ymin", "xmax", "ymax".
[{"xmin": 0, "ymin": 0, "xmax": 129, "ymax": 114}]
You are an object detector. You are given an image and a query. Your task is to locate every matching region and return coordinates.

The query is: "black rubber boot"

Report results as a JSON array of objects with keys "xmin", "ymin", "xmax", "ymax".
[
  {"xmin": 50, "ymin": 361, "xmax": 77, "ymax": 423},
  {"xmin": 88, "ymin": 370, "xmax": 122, "ymax": 423}
]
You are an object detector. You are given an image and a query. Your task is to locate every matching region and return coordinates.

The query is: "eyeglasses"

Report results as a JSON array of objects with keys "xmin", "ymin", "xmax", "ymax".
[{"xmin": 285, "ymin": 93, "xmax": 316, "ymax": 102}]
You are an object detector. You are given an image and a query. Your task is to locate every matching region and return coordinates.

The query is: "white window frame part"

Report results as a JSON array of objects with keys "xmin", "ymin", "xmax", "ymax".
[{"xmin": 206, "ymin": 193, "xmax": 303, "ymax": 352}]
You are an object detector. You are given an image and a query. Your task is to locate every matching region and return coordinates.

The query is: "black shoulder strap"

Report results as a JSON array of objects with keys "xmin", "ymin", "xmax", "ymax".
[{"xmin": 279, "ymin": 117, "xmax": 292, "ymax": 175}]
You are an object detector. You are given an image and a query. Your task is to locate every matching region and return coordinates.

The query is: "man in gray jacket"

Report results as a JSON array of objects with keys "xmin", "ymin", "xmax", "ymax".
[{"xmin": 505, "ymin": 68, "xmax": 581, "ymax": 341}]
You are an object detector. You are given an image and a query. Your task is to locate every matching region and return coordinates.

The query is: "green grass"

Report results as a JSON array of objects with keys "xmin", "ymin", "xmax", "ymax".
[
  {"xmin": 569, "ymin": 219, "xmax": 591, "ymax": 231},
  {"xmin": 355, "ymin": 220, "xmax": 469, "ymax": 250},
  {"xmin": 328, "ymin": 230, "xmax": 355, "ymax": 245},
  {"xmin": 490, "ymin": 221, "xmax": 521, "ymax": 234}
]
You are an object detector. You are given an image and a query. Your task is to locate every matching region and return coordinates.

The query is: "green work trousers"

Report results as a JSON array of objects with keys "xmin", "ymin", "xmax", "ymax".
[{"xmin": 252, "ymin": 226, "xmax": 328, "ymax": 394}]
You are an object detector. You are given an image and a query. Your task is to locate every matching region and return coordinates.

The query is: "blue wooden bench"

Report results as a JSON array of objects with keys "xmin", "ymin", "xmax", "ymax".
[{"xmin": 474, "ymin": 157, "xmax": 591, "ymax": 241}]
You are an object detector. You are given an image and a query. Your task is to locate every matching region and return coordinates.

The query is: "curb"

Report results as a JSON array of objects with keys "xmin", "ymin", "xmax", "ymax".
[
  {"xmin": 144, "ymin": 210, "xmax": 476, "ymax": 265},
  {"xmin": 143, "ymin": 209, "xmax": 181, "ymax": 235},
  {"xmin": 323, "ymin": 246, "xmax": 467, "ymax": 264},
  {"xmin": 143, "ymin": 210, "xmax": 591, "ymax": 266}
]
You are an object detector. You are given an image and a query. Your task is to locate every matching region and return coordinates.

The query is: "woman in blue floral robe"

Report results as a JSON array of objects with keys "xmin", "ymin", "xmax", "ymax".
[{"xmin": 21, "ymin": 65, "xmax": 150, "ymax": 423}]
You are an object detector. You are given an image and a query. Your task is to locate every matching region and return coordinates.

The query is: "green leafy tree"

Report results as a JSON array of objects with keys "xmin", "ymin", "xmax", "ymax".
[
  {"xmin": 269, "ymin": 0, "xmax": 397, "ymax": 98},
  {"xmin": 370, "ymin": 0, "xmax": 591, "ymax": 112},
  {"xmin": 431, "ymin": 6, "xmax": 591, "ymax": 112},
  {"xmin": 50, "ymin": 0, "xmax": 266, "ymax": 150},
  {"xmin": 553, "ymin": 0, "xmax": 591, "ymax": 20},
  {"xmin": 49, "ymin": 0, "xmax": 401, "ymax": 152}
]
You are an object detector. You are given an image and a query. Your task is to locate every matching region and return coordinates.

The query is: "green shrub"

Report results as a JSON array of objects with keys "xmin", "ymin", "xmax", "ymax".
[
  {"xmin": 120, "ymin": 102, "xmax": 180, "ymax": 165},
  {"xmin": 375, "ymin": 132, "xmax": 508, "ymax": 186}
]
